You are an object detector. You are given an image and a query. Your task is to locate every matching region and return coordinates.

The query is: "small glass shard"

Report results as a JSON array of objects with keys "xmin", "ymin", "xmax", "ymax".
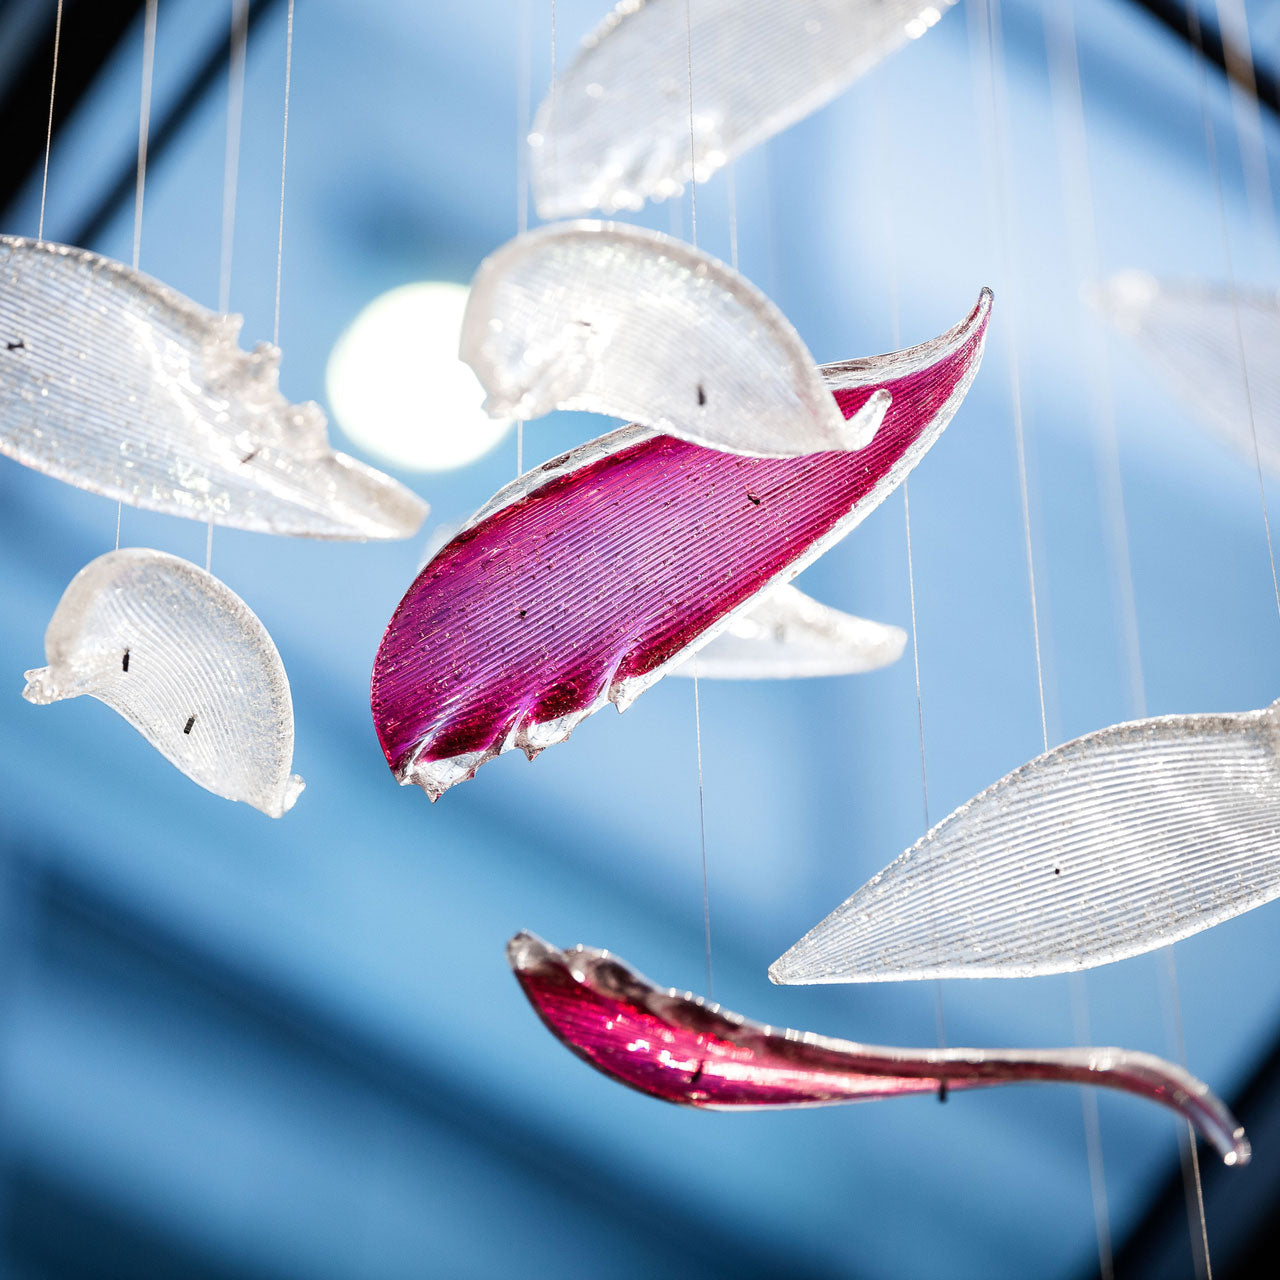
[
  {"xmin": 23, "ymin": 548, "xmax": 304, "ymax": 817},
  {"xmin": 772, "ymin": 700, "xmax": 1280, "ymax": 984},
  {"xmin": 671, "ymin": 584, "xmax": 905, "ymax": 679},
  {"xmin": 509, "ymin": 931, "xmax": 1249, "ymax": 1165},
  {"xmin": 460, "ymin": 221, "xmax": 887, "ymax": 458},
  {"xmin": 373, "ymin": 290, "xmax": 990, "ymax": 799},
  {"xmin": 1090, "ymin": 271, "xmax": 1280, "ymax": 474},
  {"xmin": 531, "ymin": 0, "xmax": 958, "ymax": 218},
  {"xmin": 0, "ymin": 237, "xmax": 428, "ymax": 539}
]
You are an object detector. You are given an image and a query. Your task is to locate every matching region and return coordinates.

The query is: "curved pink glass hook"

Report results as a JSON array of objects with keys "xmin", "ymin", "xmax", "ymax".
[
  {"xmin": 508, "ymin": 931, "xmax": 1250, "ymax": 1166},
  {"xmin": 372, "ymin": 291, "xmax": 990, "ymax": 799}
]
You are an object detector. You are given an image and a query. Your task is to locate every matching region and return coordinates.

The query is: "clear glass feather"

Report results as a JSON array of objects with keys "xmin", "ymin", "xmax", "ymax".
[
  {"xmin": 373, "ymin": 290, "xmax": 990, "ymax": 799},
  {"xmin": 509, "ymin": 931, "xmax": 1249, "ymax": 1165},
  {"xmin": 671, "ymin": 583, "xmax": 905, "ymax": 679},
  {"xmin": 531, "ymin": 0, "xmax": 957, "ymax": 217},
  {"xmin": 1091, "ymin": 271, "xmax": 1280, "ymax": 473},
  {"xmin": 23, "ymin": 548, "xmax": 304, "ymax": 818},
  {"xmin": 771, "ymin": 701, "xmax": 1280, "ymax": 984},
  {"xmin": 459, "ymin": 221, "xmax": 888, "ymax": 458},
  {"xmin": 0, "ymin": 237, "xmax": 428, "ymax": 539}
]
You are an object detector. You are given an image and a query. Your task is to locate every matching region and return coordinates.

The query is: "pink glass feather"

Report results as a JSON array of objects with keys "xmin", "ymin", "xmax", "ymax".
[
  {"xmin": 508, "ymin": 931, "xmax": 1250, "ymax": 1165},
  {"xmin": 371, "ymin": 290, "xmax": 991, "ymax": 798}
]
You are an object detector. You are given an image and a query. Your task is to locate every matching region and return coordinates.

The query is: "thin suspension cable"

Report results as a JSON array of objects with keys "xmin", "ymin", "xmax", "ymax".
[
  {"xmin": 273, "ymin": 0, "xmax": 295, "ymax": 348},
  {"xmin": 1044, "ymin": 5, "xmax": 1210, "ymax": 1272},
  {"xmin": 120, "ymin": 0, "xmax": 160, "ymax": 551},
  {"xmin": 684, "ymin": 0, "xmax": 711, "ymax": 995},
  {"xmin": 514, "ymin": 0, "xmax": 533, "ymax": 476},
  {"xmin": 37, "ymin": 0, "xmax": 64, "ymax": 241},
  {"xmin": 972, "ymin": 0, "xmax": 1111, "ymax": 1267},
  {"xmin": 726, "ymin": 162, "xmax": 738, "ymax": 270}
]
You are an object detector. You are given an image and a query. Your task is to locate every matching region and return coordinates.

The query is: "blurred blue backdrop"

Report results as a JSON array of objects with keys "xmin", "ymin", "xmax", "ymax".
[{"xmin": 3, "ymin": 0, "xmax": 1280, "ymax": 1276}]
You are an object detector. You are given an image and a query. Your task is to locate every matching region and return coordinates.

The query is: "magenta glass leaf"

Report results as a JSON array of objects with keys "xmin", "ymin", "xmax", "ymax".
[
  {"xmin": 509, "ymin": 932, "xmax": 1250, "ymax": 1166},
  {"xmin": 371, "ymin": 291, "xmax": 991, "ymax": 799}
]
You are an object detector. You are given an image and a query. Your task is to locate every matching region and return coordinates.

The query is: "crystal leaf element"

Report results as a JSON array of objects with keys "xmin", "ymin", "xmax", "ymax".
[
  {"xmin": 0, "ymin": 237, "xmax": 428, "ymax": 539},
  {"xmin": 508, "ymin": 931, "xmax": 1250, "ymax": 1165},
  {"xmin": 671, "ymin": 584, "xmax": 905, "ymax": 679},
  {"xmin": 23, "ymin": 548, "xmax": 304, "ymax": 817},
  {"xmin": 772, "ymin": 701, "xmax": 1280, "ymax": 984},
  {"xmin": 373, "ymin": 290, "xmax": 990, "ymax": 799},
  {"xmin": 460, "ymin": 221, "xmax": 888, "ymax": 458},
  {"xmin": 1091, "ymin": 271, "xmax": 1280, "ymax": 474},
  {"xmin": 531, "ymin": 0, "xmax": 956, "ymax": 217}
]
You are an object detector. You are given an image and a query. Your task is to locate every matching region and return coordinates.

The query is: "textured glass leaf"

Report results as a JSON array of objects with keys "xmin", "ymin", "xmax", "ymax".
[
  {"xmin": 531, "ymin": 0, "xmax": 957, "ymax": 217},
  {"xmin": 0, "ymin": 237, "xmax": 428, "ymax": 539},
  {"xmin": 373, "ymin": 291, "xmax": 990, "ymax": 799},
  {"xmin": 1092, "ymin": 271, "xmax": 1280, "ymax": 473},
  {"xmin": 460, "ymin": 222, "xmax": 888, "ymax": 458},
  {"xmin": 772, "ymin": 702, "xmax": 1280, "ymax": 984},
  {"xmin": 671, "ymin": 584, "xmax": 905, "ymax": 679},
  {"xmin": 509, "ymin": 931, "xmax": 1249, "ymax": 1165},
  {"xmin": 23, "ymin": 548, "xmax": 304, "ymax": 817}
]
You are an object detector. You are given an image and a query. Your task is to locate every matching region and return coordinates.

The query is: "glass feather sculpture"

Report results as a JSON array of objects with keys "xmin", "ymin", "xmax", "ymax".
[
  {"xmin": 531, "ymin": 0, "xmax": 957, "ymax": 217},
  {"xmin": 509, "ymin": 931, "xmax": 1249, "ymax": 1165},
  {"xmin": 1091, "ymin": 271, "xmax": 1280, "ymax": 475},
  {"xmin": 0, "ymin": 237, "xmax": 428, "ymax": 539},
  {"xmin": 373, "ymin": 289, "xmax": 990, "ymax": 799},
  {"xmin": 23, "ymin": 548, "xmax": 304, "ymax": 817},
  {"xmin": 671, "ymin": 584, "xmax": 906, "ymax": 679},
  {"xmin": 772, "ymin": 701, "xmax": 1280, "ymax": 984},
  {"xmin": 460, "ymin": 221, "xmax": 889, "ymax": 458}
]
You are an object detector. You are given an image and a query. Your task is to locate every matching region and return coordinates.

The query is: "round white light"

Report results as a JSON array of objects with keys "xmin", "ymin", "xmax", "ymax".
[{"xmin": 326, "ymin": 281, "xmax": 512, "ymax": 472}]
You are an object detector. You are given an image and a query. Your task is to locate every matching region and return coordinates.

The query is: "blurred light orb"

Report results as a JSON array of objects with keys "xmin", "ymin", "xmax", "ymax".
[{"xmin": 326, "ymin": 282, "xmax": 512, "ymax": 472}]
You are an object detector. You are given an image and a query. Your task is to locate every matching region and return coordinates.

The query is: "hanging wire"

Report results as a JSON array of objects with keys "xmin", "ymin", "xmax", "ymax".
[
  {"xmin": 273, "ymin": 0, "xmax": 295, "ymax": 349},
  {"xmin": 37, "ymin": 0, "xmax": 64, "ymax": 242},
  {"xmin": 514, "ymin": 0, "xmax": 533, "ymax": 476},
  {"xmin": 970, "ymin": 0, "xmax": 1112, "ymax": 1268}
]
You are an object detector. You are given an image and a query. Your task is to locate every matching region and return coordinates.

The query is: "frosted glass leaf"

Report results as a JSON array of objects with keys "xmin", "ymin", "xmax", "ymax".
[
  {"xmin": 671, "ymin": 584, "xmax": 905, "ymax": 679},
  {"xmin": 509, "ymin": 931, "xmax": 1249, "ymax": 1165},
  {"xmin": 771, "ymin": 701, "xmax": 1280, "ymax": 984},
  {"xmin": 373, "ymin": 290, "xmax": 990, "ymax": 799},
  {"xmin": 531, "ymin": 0, "xmax": 957, "ymax": 217},
  {"xmin": 22, "ymin": 548, "xmax": 304, "ymax": 818},
  {"xmin": 1091, "ymin": 271, "xmax": 1280, "ymax": 474},
  {"xmin": 0, "ymin": 237, "xmax": 428, "ymax": 540},
  {"xmin": 460, "ymin": 221, "xmax": 888, "ymax": 458}
]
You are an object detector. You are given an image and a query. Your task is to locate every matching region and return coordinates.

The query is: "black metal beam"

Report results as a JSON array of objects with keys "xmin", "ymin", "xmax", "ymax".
[
  {"xmin": 1125, "ymin": 0, "xmax": 1280, "ymax": 121},
  {"xmin": 0, "ymin": 0, "xmax": 146, "ymax": 220}
]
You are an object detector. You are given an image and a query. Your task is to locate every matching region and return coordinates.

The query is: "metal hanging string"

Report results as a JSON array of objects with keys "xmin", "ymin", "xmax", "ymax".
[
  {"xmin": 37, "ymin": 0, "xmax": 64, "ymax": 242},
  {"xmin": 273, "ymin": 0, "xmax": 295, "ymax": 349},
  {"xmin": 971, "ymin": 0, "xmax": 1113, "ymax": 1269},
  {"xmin": 117, "ymin": 0, "xmax": 160, "ymax": 552},
  {"xmin": 514, "ymin": 0, "xmax": 533, "ymax": 476}
]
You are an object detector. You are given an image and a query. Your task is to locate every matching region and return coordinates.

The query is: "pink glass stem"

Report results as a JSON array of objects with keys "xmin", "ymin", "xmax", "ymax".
[
  {"xmin": 508, "ymin": 932, "xmax": 1249, "ymax": 1166},
  {"xmin": 372, "ymin": 292, "xmax": 990, "ymax": 798}
]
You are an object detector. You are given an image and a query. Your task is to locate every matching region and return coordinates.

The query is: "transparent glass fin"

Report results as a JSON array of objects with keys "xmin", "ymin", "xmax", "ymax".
[
  {"xmin": 460, "ymin": 221, "xmax": 886, "ymax": 458},
  {"xmin": 0, "ymin": 237, "xmax": 428, "ymax": 539},
  {"xmin": 531, "ymin": 0, "xmax": 958, "ymax": 218},
  {"xmin": 1090, "ymin": 271, "xmax": 1280, "ymax": 475},
  {"xmin": 772, "ymin": 701, "xmax": 1280, "ymax": 983},
  {"xmin": 372, "ymin": 291, "xmax": 990, "ymax": 799},
  {"xmin": 508, "ymin": 932, "xmax": 1248, "ymax": 1165},
  {"xmin": 23, "ymin": 549, "xmax": 304, "ymax": 817},
  {"xmin": 671, "ymin": 584, "xmax": 905, "ymax": 679}
]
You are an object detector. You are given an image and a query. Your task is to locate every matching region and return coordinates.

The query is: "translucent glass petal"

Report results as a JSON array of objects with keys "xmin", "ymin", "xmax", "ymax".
[
  {"xmin": 509, "ymin": 931, "xmax": 1249, "ymax": 1165},
  {"xmin": 671, "ymin": 584, "xmax": 905, "ymax": 679},
  {"xmin": 23, "ymin": 548, "xmax": 304, "ymax": 818},
  {"xmin": 531, "ymin": 0, "xmax": 957, "ymax": 217},
  {"xmin": 0, "ymin": 237, "xmax": 428, "ymax": 539},
  {"xmin": 1091, "ymin": 271, "xmax": 1280, "ymax": 474},
  {"xmin": 460, "ymin": 221, "xmax": 887, "ymax": 458},
  {"xmin": 373, "ymin": 291, "xmax": 990, "ymax": 799},
  {"xmin": 772, "ymin": 702, "xmax": 1280, "ymax": 983}
]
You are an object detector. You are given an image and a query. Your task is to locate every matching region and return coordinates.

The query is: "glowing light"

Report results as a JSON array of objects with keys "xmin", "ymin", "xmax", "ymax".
[{"xmin": 326, "ymin": 282, "xmax": 512, "ymax": 472}]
